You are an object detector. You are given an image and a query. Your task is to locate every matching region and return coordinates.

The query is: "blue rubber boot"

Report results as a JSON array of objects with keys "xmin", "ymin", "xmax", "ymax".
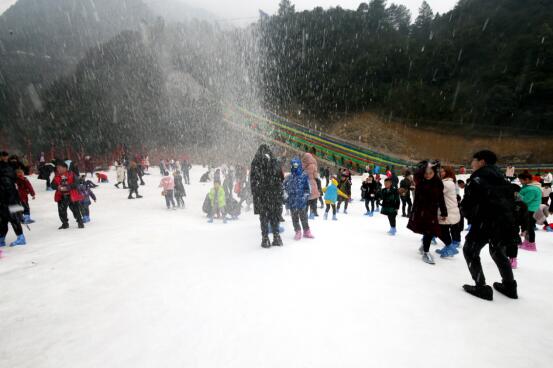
[
  {"xmin": 323, "ymin": 213, "xmax": 328, "ymax": 220},
  {"xmin": 387, "ymin": 227, "xmax": 397, "ymax": 236},
  {"xmin": 332, "ymin": 215, "xmax": 338, "ymax": 221},
  {"xmin": 451, "ymin": 241, "xmax": 461, "ymax": 248},
  {"xmin": 431, "ymin": 237, "xmax": 437, "ymax": 245},
  {"xmin": 546, "ymin": 227, "xmax": 553, "ymax": 233},
  {"xmin": 364, "ymin": 211, "xmax": 371, "ymax": 216},
  {"xmin": 223, "ymin": 217, "xmax": 228, "ymax": 224},
  {"xmin": 207, "ymin": 218, "xmax": 214, "ymax": 223},
  {"xmin": 368, "ymin": 211, "xmax": 374, "ymax": 217},
  {"xmin": 10, "ymin": 234, "xmax": 26, "ymax": 247},
  {"xmin": 309, "ymin": 213, "xmax": 315, "ymax": 220},
  {"xmin": 375, "ymin": 208, "xmax": 380, "ymax": 213},
  {"xmin": 0, "ymin": 237, "xmax": 5, "ymax": 247}
]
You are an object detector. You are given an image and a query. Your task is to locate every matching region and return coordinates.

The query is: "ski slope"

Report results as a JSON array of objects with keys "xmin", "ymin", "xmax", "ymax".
[{"xmin": 1, "ymin": 166, "xmax": 552, "ymax": 368}]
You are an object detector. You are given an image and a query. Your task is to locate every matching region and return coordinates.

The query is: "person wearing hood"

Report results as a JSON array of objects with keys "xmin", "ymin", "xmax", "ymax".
[
  {"xmin": 322, "ymin": 177, "xmax": 349, "ymax": 220},
  {"xmin": 51, "ymin": 161, "xmax": 85, "ymax": 229},
  {"xmin": 0, "ymin": 151, "xmax": 26, "ymax": 248},
  {"xmin": 127, "ymin": 161, "xmax": 143, "ymax": 199},
  {"xmin": 159, "ymin": 171, "xmax": 176, "ymax": 210},
  {"xmin": 284, "ymin": 158, "xmax": 314, "ymax": 240},
  {"xmin": 461, "ymin": 150, "xmax": 519, "ymax": 301},
  {"xmin": 250, "ymin": 144, "xmax": 284, "ymax": 248},
  {"xmin": 361, "ymin": 175, "xmax": 378, "ymax": 216},
  {"xmin": 301, "ymin": 153, "xmax": 320, "ymax": 220},
  {"xmin": 518, "ymin": 172, "xmax": 543, "ymax": 251}
]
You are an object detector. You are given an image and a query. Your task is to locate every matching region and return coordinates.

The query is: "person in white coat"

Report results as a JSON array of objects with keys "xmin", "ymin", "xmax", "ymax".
[
  {"xmin": 114, "ymin": 161, "xmax": 127, "ymax": 189},
  {"xmin": 435, "ymin": 166, "xmax": 462, "ymax": 257}
]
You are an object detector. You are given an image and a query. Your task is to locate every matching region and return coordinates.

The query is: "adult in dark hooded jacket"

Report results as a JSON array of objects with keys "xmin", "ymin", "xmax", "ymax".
[
  {"xmin": 461, "ymin": 150, "xmax": 518, "ymax": 301},
  {"xmin": 0, "ymin": 151, "xmax": 25, "ymax": 247},
  {"xmin": 407, "ymin": 161, "xmax": 447, "ymax": 265},
  {"xmin": 250, "ymin": 144, "xmax": 284, "ymax": 248}
]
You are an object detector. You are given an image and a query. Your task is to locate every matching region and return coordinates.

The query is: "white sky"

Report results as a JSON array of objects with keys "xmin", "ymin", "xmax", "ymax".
[{"xmin": 0, "ymin": 0, "xmax": 458, "ymax": 23}]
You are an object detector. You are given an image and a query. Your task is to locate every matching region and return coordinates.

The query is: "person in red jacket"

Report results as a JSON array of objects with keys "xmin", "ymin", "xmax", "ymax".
[
  {"xmin": 95, "ymin": 172, "xmax": 109, "ymax": 183},
  {"xmin": 15, "ymin": 169, "xmax": 35, "ymax": 224},
  {"xmin": 51, "ymin": 161, "xmax": 84, "ymax": 229}
]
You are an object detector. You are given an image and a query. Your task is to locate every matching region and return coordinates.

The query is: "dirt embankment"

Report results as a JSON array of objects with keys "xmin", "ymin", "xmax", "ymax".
[{"xmin": 327, "ymin": 112, "xmax": 553, "ymax": 165}]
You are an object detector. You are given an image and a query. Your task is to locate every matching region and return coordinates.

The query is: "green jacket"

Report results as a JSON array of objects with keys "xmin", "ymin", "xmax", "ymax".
[
  {"xmin": 381, "ymin": 187, "xmax": 400, "ymax": 216},
  {"xmin": 519, "ymin": 182, "xmax": 542, "ymax": 212},
  {"xmin": 209, "ymin": 187, "xmax": 226, "ymax": 209}
]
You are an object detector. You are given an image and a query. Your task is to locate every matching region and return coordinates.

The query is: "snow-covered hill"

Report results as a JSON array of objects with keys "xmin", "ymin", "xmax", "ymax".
[{"xmin": 1, "ymin": 166, "xmax": 552, "ymax": 368}]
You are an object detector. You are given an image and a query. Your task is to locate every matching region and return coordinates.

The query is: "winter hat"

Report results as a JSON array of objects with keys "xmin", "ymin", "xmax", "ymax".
[{"xmin": 290, "ymin": 158, "xmax": 303, "ymax": 175}]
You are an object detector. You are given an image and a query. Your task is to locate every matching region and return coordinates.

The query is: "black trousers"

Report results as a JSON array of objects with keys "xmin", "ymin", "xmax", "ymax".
[
  {"xmin": 550, "ymin": 193, "xmax": 553, "ymax": 212},
  {"xmin": 260, "ymin": 211, "xmax": 280, "ymax": 238},
  {"xmin": 527, "ymin": 212, "xmax": 536, "ymax": 243},
  {"xmin": 175, "ymin": 195, "xmax": 185, "ymax": 208},
  {"xmin": 0, "ymin": 208, "xmax": 23, "ymax": 237},
  {"xmin": 463, "ymin": 233, "xmax": 515, "ymax": 286},
  {"xmin": 388, "ymin": 214, "xmax": 396, "ymax": 228},
  {"xmin": 164, "ymin": 190, "xmax": 176, "ymax": 209},
  {"xmin": 337, "ymin": 198, "xmax": 349, "ymax": 211},
  {"xmin": 81, "ymin": 203, "xmax": 90, "ymax": 217},
  {"xmin": 45, "ymin": 176, "xmax": 51, "ymax": 190},
  {"xmin": 422, "ymin": 233, "xmax": 434, "ymax": 253},
  {"xmin": 291, "ymin": 208, "xmax": 309, "ymax": 232},
  {"xmin": 22, "ymin": 202, "xmax": 30, "ymax": 216},
  {"xmin": 183, "ymin": 171, "xmax": 190, "ymax": 185},
  {"xmin": 58, "ymin": 196, "xmax": 82, "ymax": 225},
  {"xmin": 308, "ymin": 199, "xmax": 318, "ymax": 216},
  {"xmin": 325, "ymin": 203, "xmax": 336, "ymax": 215},
  {"xmin": 129, "ymin": 187, "xmax": 139, "ymax": 198},
  {"xmin": 365, "ymin": 198, "xmax": 375, "ymax": 212},
  {"xmin": 400, "ymin": 196, "xmax": 412, "ymax": 215}
]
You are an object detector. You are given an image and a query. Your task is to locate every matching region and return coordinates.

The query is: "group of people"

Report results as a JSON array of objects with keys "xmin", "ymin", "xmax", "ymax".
[
  {"xmin": 247, "ymin": 145, "xmax": 552, "ymax": 302},
  {"xmin": 2, "ymin": 145, "xmax": 552, "ymax": 303}
]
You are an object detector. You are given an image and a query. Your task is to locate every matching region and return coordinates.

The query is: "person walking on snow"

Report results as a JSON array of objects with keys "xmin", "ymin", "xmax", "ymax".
[
  {"xmin": 399, "ymin": 170, "xmax": 413, "ymax": 217},
  {"xmin": 518, "ymin": 172, "xmax": 543, "ymax": 251},
  {"xmin": 127, "ymin": 161, "xmax": 142, "ymax": 199},
  {"xmin": 322, "ymin": 177, "xmax": 349, "ymax": 220},
  {"xmin": 284, "ymin": 158, "xmax": 314, "ymax": 240},
  {"xmin": 301, "ymin": 153, "xmax": 320, "ymax": 219},
  {"xmin": 15, "ymin": 169, "xmax": 36, "ymax": 225},
  {"xmin": 250, "ymin": 145, "xmax": 284, "ymax": 248},
  {"xmin": 78, "ymin": 175, "xmax": 97, "ymax": 223},
  {"xmin": 0, "ymin": 151, "xmax": 26, "ymax": 248},
  {"xmin": 336, "ymin": 170, "xmax": 352, "ymax": 214},
  {"xmin": 434, "ymin": 166, "xmax": 462, "ymax": 258},
  {"xmin": 173, "ymin": 171, "xmax": 186, "ymax": 208},
  {"xmin": 461, "ymin": 150, "xmax": 519, "ymax": 301},
  {"xmin": 407, "ymin": 160, "xmax": 447, "ymax": 265},
  {"xmin": 51, "ymin": 161, "xmax": 84, "ymax": 229},
  {"xmin": 159, "ymin": 171, "xmax": 176, "ymax": 210},
  {"xmin": 114, "ymin": 161, "xmax": 127, "ymax": 189},
  {"xmin": 380, "ymin": 178, "xmax": 400, "ymax": 236}
]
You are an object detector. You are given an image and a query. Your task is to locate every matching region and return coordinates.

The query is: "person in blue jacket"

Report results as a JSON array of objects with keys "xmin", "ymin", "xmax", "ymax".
[
  {"xmin": 323, "ymin": 177, "xmax": 349, "ymax": 220},
  {"xmin": 283, "ymin": 158, "xmax": 314, "ymax": 240}
]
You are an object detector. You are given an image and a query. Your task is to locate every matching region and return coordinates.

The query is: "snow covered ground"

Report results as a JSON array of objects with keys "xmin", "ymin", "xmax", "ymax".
[{"xmin": 1, "ymin": 166, "xmax": 552, "ymax": 368}]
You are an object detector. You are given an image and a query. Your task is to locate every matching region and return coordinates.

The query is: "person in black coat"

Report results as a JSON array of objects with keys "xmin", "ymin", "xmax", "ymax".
[
  {"xmin": 399, "ymin": 170, "xmax": 413, "ymax": 217},
  {"xmin": 461, "ymin": 150, "xmax": 518, "ymax": 301},
  {"xmin": 0, "ymin": 151, "xmax": 24, "ymax": 246},
  {"xmin": 407, "ymin": 161, "xmax": 447, "ymax": 265},
  {"xmin": 127, "ymin": 161, "xmax": 143, "ymax": 199},
  {"xmin": 250, "ymin": 144, "xmax": 284, "ymax": 248}
]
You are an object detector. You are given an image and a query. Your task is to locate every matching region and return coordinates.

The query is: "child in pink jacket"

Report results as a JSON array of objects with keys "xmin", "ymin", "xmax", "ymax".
[{"xmin": 159, "ymin": 171, "xmax": 176, "ymax": 209}]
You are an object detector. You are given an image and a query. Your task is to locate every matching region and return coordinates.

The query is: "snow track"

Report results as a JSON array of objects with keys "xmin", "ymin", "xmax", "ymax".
[{"xmin": 1, "ymin": 167, "xmax": 552, "ymax": 368}]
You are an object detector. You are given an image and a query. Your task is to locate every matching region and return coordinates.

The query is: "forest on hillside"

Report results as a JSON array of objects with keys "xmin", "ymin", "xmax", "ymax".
[{"xmin": 258, "ymin": 0, "xmax": 553, "ymax": 133}]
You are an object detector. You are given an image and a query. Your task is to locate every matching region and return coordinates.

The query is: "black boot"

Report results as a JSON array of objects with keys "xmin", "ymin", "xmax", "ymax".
[
  {"xmin": 272, "ymin": 233, "xmax": 283, "ymax": 247},
  {"xmin": 115, "ymin": 183, "xmax": 120, "ymax": 188},
  {"xmin": 78, "ymin": 221, "xmax": 85, "ymax": 229},
  {"xmin": 128, "ymin": 195, "xmax": 134, "ymax": 199},
  {"xmin": 493, "ymin": 281, "xmax": 518, "ymax": 299},
  {"xmin": 463, "ymin": 284, "xmax": 493, "ymax": 301},
  {"xmin": 261, "ymin": 236, "xmax": 271, "ymax": 248},
  {"xmin": 136, "ymin": 194, "xmax": 143, "ymax": 198},
  {"xmin": 58, "ymin": 223, "xmax": 69, "ymax": 230}
]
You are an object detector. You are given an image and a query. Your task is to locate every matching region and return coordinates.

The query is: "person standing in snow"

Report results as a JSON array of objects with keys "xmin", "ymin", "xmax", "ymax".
[
  {"xmin": 15, "ymin": 169, "xmax": 35, "ymax": 225},
  {"xmin": 322, "ymin": 177, "xmax": 349, "ymax": 220},
  {"xmin": 434, "ymin": 166, "xmax": 462, "ymax": 258},
  {"xmin": 250, "ymin": 144, "xmax": 284, "ymax": 248},
  {"xmin": 399, "ymin": 170, "xmax": 413, "ymax": 217},
  {"xmin": 284, "ymin": 158, "xmax": 314, "ymax": 240},
  {"xmin": 301, "ymin": 153, "xmax": 319, "ymax": 220},
  {"xmin": 336, "ymin": 170, "xmax": 352, "ymax": 214},
  {"xmin": 361, "ymin": 175, "xmax": 378, "ymax": 216},
  {"xmin": 114, "ymin": 161, "xmax": 127, "ymax": 189},
  {"xmin": 127, "ymin": 161, "xmax": 143, "ymax": 199},
  {"xmin": 159, "ymin": 171, "xmax": 176, "ymax": 210},
  {"xmin": 173, "ymin": 171, "xmax": 186, "ymax": 209},
  {"xmin": 407, "ymin": 160, "xmax": 447, "ymax": 265},
  {"xmin": 84, "ymin": 156, "xmax": 94, "ymax": 178},
  {"xmin": 0, "ymin": 151, "xmax": 26, "ymax": 248},
  {"xmin": 380, "ymin": 178, "xmax": 400, "ymax": 235},
  {"xmin": 182, "ymin": 160, "xmax": 192, "ymax": 185},
  {"xmin": 517, "ymin": 172, "xmax": 543, "ymax": 252},
  {"xmin": 78, "ymin": 175, "xmax": 97, "ymax": 223},
  {"xmin": 51, "ymin": 161, "xmax": 84, "ymax": 229},
  {"xmin": 461, "ymin": 150, "xmax": 519, "ymax": 301},
  {"xmin": 206, "ymin": 180, "xmax": 227, "ymax": 223}
]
